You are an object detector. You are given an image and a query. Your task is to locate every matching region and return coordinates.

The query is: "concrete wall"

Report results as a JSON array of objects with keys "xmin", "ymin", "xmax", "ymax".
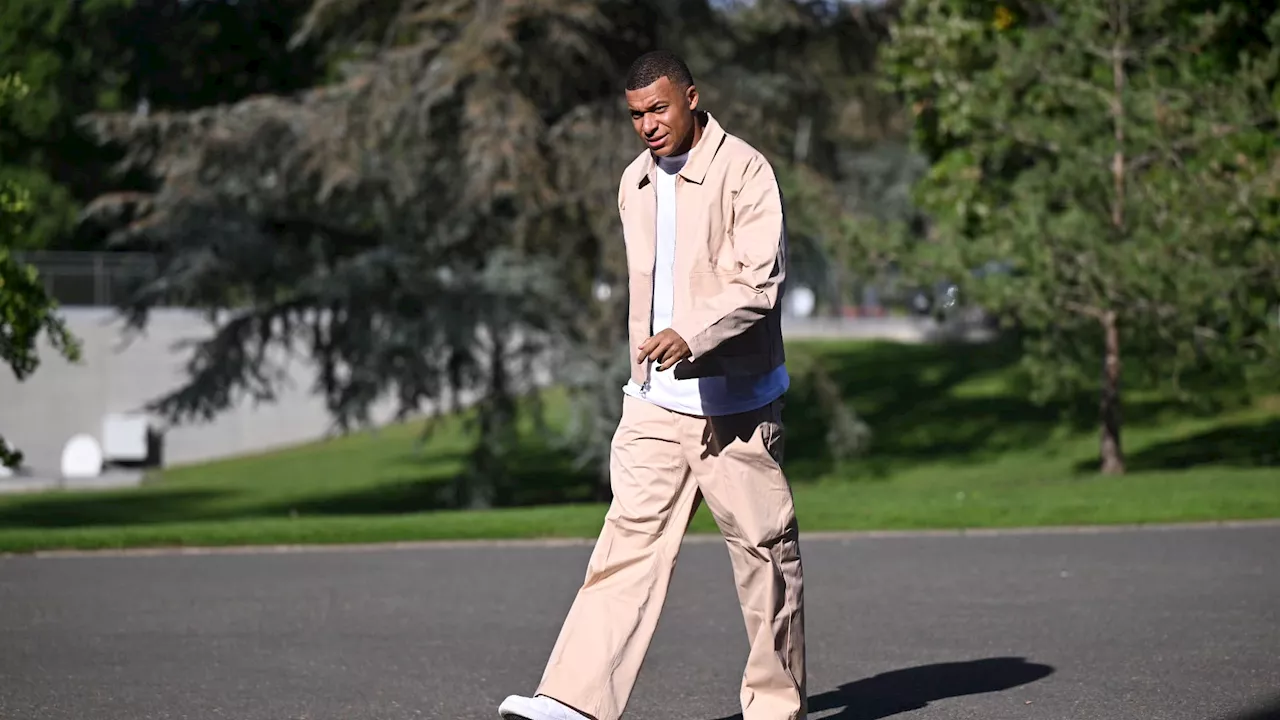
[{"xmin": 0, "ymin": 308, "xmax": 409, "ymax": 477}]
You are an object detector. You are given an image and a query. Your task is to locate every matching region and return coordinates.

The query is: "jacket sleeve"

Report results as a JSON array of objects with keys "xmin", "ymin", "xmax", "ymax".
[{"xmin": 669, "ymin": 153, "xmax": 786, "ymax": 361}]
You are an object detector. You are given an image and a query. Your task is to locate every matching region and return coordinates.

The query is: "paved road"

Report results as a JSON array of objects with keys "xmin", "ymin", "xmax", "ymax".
[{"xmin": 2, "ymin": 524, "xmax": 1278, "ymax": 720}]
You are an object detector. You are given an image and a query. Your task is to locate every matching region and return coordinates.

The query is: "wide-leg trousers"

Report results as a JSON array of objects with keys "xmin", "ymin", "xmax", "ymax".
[{"xmin": 536, "ymin": 394, "xmax": 806, "ymax": 720}]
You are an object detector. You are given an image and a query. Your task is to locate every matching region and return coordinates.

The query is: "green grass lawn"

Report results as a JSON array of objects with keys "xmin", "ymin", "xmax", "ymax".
[{"xmin": 2, "ymin": 339, "xmax": 1277, "ymax": 553}]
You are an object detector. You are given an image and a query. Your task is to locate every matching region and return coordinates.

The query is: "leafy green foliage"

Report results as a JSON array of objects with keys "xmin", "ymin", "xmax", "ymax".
[
  {"xmin": 0, "ymin": 0, "xmax": 326, "ymax": 251},
  {"xmin": 880, "ymin": 0, "xmax": 1280, "ymax": 472},
  {"xmin": 805, "ymin": 358, "xmax": 873, "ymax": 468},
  {"xmin": 708, "ymin": 0, "xmax": 920, "ymax": 314},
  {"xmin": 117, "ymin": 0, "xmax": 323, "ymax": 111},
  {"xmin": 0, "ymin": 0, "xmax": 133, "ymax": 250},
  {"xmin": 0, "ymin": 74, "xmax": 80, "ymax": 468}
]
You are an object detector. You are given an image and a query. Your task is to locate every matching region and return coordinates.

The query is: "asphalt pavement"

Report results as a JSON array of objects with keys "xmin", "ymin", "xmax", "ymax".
[{"xmin": 1, "ymin": 523, "xmax": 1278, "ymax": 720}]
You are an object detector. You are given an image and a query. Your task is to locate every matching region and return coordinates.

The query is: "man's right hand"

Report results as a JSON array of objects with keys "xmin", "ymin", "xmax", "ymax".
[{"xmin": 637, "ymin": 328, "xmax": 692, "ymax": 371}]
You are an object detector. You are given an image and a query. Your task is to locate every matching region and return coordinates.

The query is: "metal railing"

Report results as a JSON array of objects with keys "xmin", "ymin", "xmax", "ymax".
[
  {"xmin": 16, "ymin": 250, "xmax": 966, "ymax": 320},
  {"xmin": 17, "ymin": 251, "xmax": 159, "ymax": 308}
]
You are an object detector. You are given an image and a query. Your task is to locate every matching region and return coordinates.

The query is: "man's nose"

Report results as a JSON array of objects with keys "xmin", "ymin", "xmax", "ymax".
[{"xmin": 641, "ymin": 115, "xmax": 658, "ymax": 135}]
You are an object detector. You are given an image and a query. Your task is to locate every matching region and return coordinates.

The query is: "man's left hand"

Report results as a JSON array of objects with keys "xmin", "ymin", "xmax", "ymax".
[{"xmin": 637, "ymin": 328, "xmax": 691, "ymax": 371}]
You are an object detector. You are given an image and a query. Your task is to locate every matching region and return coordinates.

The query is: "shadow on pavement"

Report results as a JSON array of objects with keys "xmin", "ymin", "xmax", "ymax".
[
  {"xmin": 1224, "ymin": 694, "xmax": 1280, "ymax": 720},
  {"xmin": 709, "ymin": 656, "xmax": 1054, "ymax": 720}
]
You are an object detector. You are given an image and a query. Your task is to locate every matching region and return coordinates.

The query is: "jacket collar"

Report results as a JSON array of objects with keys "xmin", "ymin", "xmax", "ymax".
[{"xmin": 637, "ymin": 111, "xmax": 726, "ymax": 188}]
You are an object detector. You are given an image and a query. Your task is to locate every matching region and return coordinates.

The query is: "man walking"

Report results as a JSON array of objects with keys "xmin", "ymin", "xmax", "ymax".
[{"xmin": 499, "ymin": 50, "xmax": 805, "ymax": 720}]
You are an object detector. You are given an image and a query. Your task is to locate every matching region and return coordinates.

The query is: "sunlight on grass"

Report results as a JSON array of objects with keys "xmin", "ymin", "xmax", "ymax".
[{"xmin": 2, "ymin": 339, "xmax": 1276, "ymax": 553}]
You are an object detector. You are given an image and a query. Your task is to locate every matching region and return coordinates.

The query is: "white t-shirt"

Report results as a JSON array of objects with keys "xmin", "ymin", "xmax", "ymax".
[{"xmin": 623, "ymin": 151, "xmax": 789, "ymax": 417}]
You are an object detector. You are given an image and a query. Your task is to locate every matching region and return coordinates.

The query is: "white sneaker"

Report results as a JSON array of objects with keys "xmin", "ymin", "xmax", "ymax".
[{"xmin": 498, "ymin": 694, "xmax": 591, "ymax": 720}]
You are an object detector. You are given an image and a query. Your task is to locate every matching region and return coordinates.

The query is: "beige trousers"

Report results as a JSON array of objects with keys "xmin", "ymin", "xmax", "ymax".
[{"xmin": 536, "ymin": 394, "xmax": 806, "ymax": 720}]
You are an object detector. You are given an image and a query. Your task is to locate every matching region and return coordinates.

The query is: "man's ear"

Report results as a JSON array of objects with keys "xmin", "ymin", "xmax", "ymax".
[{"xmin": 686, "ymin": 84, "xmax": 699, "ymax": 111}]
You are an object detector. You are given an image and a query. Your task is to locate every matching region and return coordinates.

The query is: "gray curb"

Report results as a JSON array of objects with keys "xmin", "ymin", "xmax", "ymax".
[{"xmin": 7, "ymin": 517, "xmax": 1279, "ymax": 560}]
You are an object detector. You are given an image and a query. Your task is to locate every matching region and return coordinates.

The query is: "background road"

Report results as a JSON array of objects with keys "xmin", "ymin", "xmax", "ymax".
[{"xmin": 2, "ymin": 524, "xmax": 1278, "ymax": 720}]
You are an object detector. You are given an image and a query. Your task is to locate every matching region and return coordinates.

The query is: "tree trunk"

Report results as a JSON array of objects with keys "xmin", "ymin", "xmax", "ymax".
[
  {"xmin": 461, "ymin": 331, "xmax": 517, "ymax": 509},
  {"xmin": 1099, "ymin": 309, "xmax": 1125, "ymax": 474},
  {"xmin": 1100, "ymin": 11, "xmax": 1128, "ymax": 476}
]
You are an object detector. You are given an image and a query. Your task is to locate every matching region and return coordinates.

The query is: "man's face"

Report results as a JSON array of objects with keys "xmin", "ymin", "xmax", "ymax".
[{"xmin": 625, "ymin": 76, "xmax": 699, "ymax": 157}]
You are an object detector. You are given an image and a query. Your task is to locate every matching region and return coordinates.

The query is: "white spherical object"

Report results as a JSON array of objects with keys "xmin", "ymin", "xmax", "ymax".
[
  {"xmin": 61, "ymin": 434, "xmax": 104, "ymax": 479},
  {"xmin": 787, "ymin": 286, "xmax": 816, "ymax": 318}
]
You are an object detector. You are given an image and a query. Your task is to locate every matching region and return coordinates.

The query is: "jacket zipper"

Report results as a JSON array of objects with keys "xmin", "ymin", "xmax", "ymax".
[{"xmin": 640, "ymin": 164, "xmax": 661, "ymax": 397}]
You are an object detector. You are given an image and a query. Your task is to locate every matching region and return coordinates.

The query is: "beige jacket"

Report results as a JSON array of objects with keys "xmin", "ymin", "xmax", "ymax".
[{"xmin": 619, "ymin": 112, "xmax": 787, "ymax": 388}]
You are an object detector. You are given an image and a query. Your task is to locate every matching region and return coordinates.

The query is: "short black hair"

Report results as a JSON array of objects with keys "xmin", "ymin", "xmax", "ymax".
[{"xmin": 625, "ymin": 50, "xmax": 694, "ymax": 91}]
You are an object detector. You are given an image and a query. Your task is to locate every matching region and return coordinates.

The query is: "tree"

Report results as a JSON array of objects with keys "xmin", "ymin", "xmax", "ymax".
[
  {"xmin": 79, "ymin": 0, "xmax": 906, "ymax": 498},
  {"xmin": 0, "ymin": 74, "xmax": 80, "ymax": 469},
  {"xmin": 0, "ymin": 0, "xmax": 134, "ymax": 251},
  {"xmin": 881, "ymin": 0, "xmax": 1280, "ymax": 473},
  {"xmin": 79, "ymin": 0, "xmax": 666, "ymax": 505},
  {"xmin": 710, "ymin": 0, "xmax": 916, "ymax": 313},
  {"xmin": 1, "ymin": 0, "xmax": 326, "ymax": 252}
]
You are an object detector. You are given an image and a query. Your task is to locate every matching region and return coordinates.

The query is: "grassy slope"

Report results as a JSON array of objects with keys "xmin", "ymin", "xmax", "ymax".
[{"xmin": 1, "ymin": 339, "xmax": 1276, "ymax": 553}]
